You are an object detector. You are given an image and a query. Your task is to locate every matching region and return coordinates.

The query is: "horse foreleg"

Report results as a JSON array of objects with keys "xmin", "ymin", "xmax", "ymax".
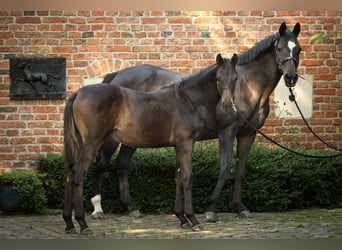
[
  {"xmin": 91, "ymin": 137, "xmax": 119, "ymax": 220},
  {"xmin": 206, "ymin": 127, "xmax": 235, "ymax": 222},
  {"xmin": 175, "ymin": 141, "xmax": 202, "ymax": 231},
  {"xmin": 233, "ymin": 133, "xmax": 256, "ymax": 218},
  {"xmin": 116, "ymin": 145, "xmax": 140, "ymax": 216}
]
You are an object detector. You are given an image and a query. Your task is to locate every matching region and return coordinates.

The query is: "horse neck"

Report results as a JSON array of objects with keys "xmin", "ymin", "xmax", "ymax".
[
  {"xmin": 237, "ymin": 46, "xmax": 282, "ymax": 107},
  {"xmin": 182, "ymin": 65, "xmax": 219, "ymax": 106}
]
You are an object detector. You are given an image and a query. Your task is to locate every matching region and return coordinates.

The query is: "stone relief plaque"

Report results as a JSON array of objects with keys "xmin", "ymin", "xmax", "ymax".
[{"xmin": 10, "ymin": 58, "xmax": 66, "ymax": 100}]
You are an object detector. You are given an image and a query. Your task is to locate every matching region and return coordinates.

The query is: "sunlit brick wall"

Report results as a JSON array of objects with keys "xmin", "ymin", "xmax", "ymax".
[{"xmin": 0, "ymin": 10, "xmax": 341, "ymax": 171}]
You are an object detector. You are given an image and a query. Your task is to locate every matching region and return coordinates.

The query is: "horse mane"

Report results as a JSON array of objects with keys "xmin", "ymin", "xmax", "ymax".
[
  {"xmin": 237, "ymin": 33, "xmax": 280, "ymax": 65},
  {"xmin": 172, "ymin": 63, "xmax": 218, "ymax": 111}
]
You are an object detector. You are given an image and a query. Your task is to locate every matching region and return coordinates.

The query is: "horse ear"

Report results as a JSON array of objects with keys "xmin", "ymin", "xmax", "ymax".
[
  {"xmin": 293, "ymin": 22, "xmax": 301, "ymax": 37},
  {"xmin": 231, "ymin": 53, "xmax": 238, "ymax": 67},
  {"xmin": 216, "ymin": 53, "xmax": 224, "ymax": 66},
  {"xmin": 279, "ymin": 22, "xmax": 287, "ymax": 36}
]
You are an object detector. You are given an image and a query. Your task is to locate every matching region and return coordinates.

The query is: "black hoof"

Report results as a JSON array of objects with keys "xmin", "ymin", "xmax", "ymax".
[
  {"xmin": 205, "ymin": 211, "xmax": 218, "ymax": 222},
  {"xmin": 192, "ymin": 224, "xmax": 204, "ymax": 231},
  {"xmin": 80, "ymin": 227, "xmax": 93, "ymax": 235},
  {"xmin": 65, "ymin": 227, "xmax": 77, "ymax": 234},
  {"xmin": 129, "ymin": 210, "xmax": 143, "ymax": 218},
  {"xmin": 180, "ymin": 222, "xmax": 192, "ymax": 229},
  {"xmin": 91, "ymin": 211, "xmax": 106, "ymax": 220},
  {"xmin": 238, "ymin": 210, "xmax": 253, "ymax": 218}
]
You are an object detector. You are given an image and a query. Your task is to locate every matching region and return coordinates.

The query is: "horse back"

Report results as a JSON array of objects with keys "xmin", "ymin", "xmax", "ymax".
[{"xmin": 105, "ymin": 64, "xmax": 183, "ymax": 91}]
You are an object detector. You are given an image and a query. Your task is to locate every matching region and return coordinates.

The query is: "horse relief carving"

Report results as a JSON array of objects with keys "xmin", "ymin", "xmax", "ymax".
[{"xmin": 10, "ymin": 58, "xmax": 66, "ymax": 100}]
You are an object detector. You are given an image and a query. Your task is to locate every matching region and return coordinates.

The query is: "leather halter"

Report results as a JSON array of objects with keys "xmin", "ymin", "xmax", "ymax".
[{"xmin": 274, "ymin": 39, "xmax": 298, "ymax": 71}]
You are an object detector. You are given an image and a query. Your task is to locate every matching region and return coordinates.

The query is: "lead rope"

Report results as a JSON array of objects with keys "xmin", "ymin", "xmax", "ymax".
[
  {"xmin": 233, "ymin": 100, "xmax": 342, "ymax": 159},
  {"xmin": 289, "ymin": 88, "xmax": 342, "ymax": 152}
]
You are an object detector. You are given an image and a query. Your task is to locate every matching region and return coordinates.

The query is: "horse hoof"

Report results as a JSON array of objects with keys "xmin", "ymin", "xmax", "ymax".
[
  {"xmin": 238, "ymin": 210, "xmax": 253, "ymax": 218},
  {"xmin": 192, "ymin": 224, "xmax": 204, "ymax": 232},
  {"xmin": 205, "ymin": 211, "xmax": 218, "ymax": 222},
  {"xmin": 129, "ymin": 210, "xmax": 143, "ymax": 218},
  {"xmin": 81, "ymin": 228, "xmax": 93, "ymax": 235},
  {"xmin": 65, "ymin": 228, "xmax": 77, "ymax": 234},
  {"xmin": 91, "ymin": 211, "xmax": 105, "ymax": 220},
  {"xmin": 181, "ymin": 222, "xmax": 192, "ymax": 229}
]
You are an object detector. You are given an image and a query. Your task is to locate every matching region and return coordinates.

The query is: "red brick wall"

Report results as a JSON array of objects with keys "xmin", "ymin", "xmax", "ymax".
[{"xmin": 0, "ymin": 10, "xmax": 341, "ymax": 171}]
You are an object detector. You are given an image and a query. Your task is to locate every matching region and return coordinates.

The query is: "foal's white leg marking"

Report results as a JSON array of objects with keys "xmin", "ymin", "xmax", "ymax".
[
  {"xmin": 91, "ymin": 194, "xmax": 103, "ymax": 215},
  {"xmin": 288, "ymin": 40, "xmax": 296, "ymax": 57}
]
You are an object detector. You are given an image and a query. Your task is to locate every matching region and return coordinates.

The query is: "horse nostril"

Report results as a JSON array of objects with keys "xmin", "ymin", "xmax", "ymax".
[{"xmin": 284, "ymin": 73, "xmax": 298, "ymax": 87}]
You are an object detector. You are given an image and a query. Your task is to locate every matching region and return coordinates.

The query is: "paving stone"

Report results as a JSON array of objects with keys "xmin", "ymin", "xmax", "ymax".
[{"xmin": 0, "ymin": 208, "xmax": 341, "ymax": 239}]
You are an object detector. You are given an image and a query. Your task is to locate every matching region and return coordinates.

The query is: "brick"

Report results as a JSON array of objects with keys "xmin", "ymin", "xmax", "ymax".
[
  {"xmin": 79, "ymin": 46, "xmax": 105, "ymax": 52},
  {"xmin": 133, "ymin": 46, "xmax": 158, "ymax": 52},
  {"xmin": 168, "ymin": 17, "xmax": 192, "ymax": 23},
  {"xmin": 42, "ymin": 17, "xmax": 67, "ymax": 23},
  {"xmin": 88, "ymin": 17, "xmax": 114, "ymax": 23},
  {"xmin": 16, "ymin": 17, "xmax": 41, "ymax": 23},
  {"xmin": 0, "ymin": 154, "xmax": 17, "ymax": 160},
  {"xmin": 301, "ymin": 60, "xmax": 324, "ymax": 66},
  {"xmin": 313, "ymin": 89, "xmax": 337, "ymax": 95},
  {"xmin": 0, "ymin": 121, "xmax": 26, "ymax": 128},
  {"xmin": 141, "ymin": 18, "xmax": 165, "ymax": 24},
  {"xmin": 276, "ymin": 11, "xmax": 301, "ymax": 16},
  {"xmin": 10, "ymin": 137, "xmax": 36, "ymax": 144},
  {"xmin": 0, "ymin": 107, "xmax": 17, "ymax": 112},
  {"xmin": 27, "ymin": 121, "xmax": 54, "ymax": 128},
  {"xmin": 32, "ymin": 106, "xmax": 57, "ymax": 113},
  {"xmin": 0, "ymin": 17, "xmax": 13, "ymax": 23},
  {"xmin": 185, "ymin": 46, "xmax": 208, "ymax": 52}
]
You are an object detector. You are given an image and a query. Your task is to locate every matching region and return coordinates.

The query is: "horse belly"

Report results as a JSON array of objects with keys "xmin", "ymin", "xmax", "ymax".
[
  {"xmin": 111, "ymin": 125, "xmax": 173, "ymax": 148},
  {"xmin": 112, "ymin": 108, "xmax": 174, "ymax": 148}
]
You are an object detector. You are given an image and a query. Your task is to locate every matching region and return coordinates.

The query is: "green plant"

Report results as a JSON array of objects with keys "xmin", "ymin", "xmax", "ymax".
[
  {"xmin": 309, "ymin": 31, "xmax": 339, "ymax": 44},
  {"xmin": 0, "ymin": 171, "xmax": 47, "ymax": 213},
  {"xmin": 37, "ymin": 142, "xmax": 342, "ymax": 214},
  {"xmin": 37, "ymin": 153, "xmax": 66, "ymax": 208}
]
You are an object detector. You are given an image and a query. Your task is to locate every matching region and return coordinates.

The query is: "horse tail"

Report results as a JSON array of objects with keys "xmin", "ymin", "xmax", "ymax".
[
  {"xmin": 102, "ymin": 71, "xmax": 118, "ymax": 83},
  {"xmin": 63, "ymin": 92, "xmax": 82, "ymax": 168}
]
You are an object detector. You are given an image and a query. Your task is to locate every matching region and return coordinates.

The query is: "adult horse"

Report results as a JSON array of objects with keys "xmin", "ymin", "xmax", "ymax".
[
  {"xmin": 90, "ymin": 22, "xmax": 302, "ymax": 222},
  {"xmin": 63, "ymin": 53, "xmax": 238, "ymax": 234}
]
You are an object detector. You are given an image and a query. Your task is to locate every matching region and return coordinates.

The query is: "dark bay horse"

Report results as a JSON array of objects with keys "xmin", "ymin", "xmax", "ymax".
[
  {"xmin": 63, "ymin": 53, "xmax": 238, "ymax": 234},
  {"xmin": 91, "ymin": 22, "xmax": 302, "ymax": 222}
]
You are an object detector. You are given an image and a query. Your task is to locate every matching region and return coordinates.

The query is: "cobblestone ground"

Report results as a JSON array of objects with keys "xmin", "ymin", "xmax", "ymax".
[{"xmin": 0, "ymin": 208, "xmax": 341, "ymax": 239}]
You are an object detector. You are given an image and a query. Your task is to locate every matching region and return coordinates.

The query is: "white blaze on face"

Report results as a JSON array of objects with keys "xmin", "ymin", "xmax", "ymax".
[{"xmin": 288, "ymin": 40, "xmax": 296, "ymax": 57}]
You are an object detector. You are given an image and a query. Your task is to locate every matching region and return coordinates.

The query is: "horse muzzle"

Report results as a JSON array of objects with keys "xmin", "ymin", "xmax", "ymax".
[
  {"xmin": 284, "ymin": 73, "xmax": 298, "ymax": 88},
  {"xmin": 220, "ymin": 92, "xmax": 237, "ymax": 113}
]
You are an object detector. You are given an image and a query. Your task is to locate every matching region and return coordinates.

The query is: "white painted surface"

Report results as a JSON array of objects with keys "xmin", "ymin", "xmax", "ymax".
[{"xmin": 274, "ymin": 75, "xmax": 313, "ymax": 119}]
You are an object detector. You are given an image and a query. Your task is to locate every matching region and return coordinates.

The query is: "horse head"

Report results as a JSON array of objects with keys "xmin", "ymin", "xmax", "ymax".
[
  {"xmin": 275, "ymin": 22, "xmax": 301, "ymax": 87},
  {"xmin": 216, "ymin": 53, "xmax": 238, "ymax": 112}
]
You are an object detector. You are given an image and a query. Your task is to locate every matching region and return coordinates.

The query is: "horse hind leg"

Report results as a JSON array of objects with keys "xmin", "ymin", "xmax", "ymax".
[
  {"xmin": 116, "ymin": 145, "xmax": 142, "ymax": 217},
  {"xmin": 65, "ymin": 142, "xmax": 102, "ymax": 235},
  {"xmin": 63, "ymin": 169, "xmax": 77, "ymax": 234},
  {"xmin": 174, "ymin": 167, "xmax": 191, "ymax": 229},
  {"xmin": 175, "ymin": 142, "xmax": 202, "ymax": 231},
  {"xmin": 91, "ymin": 136, "xmax": 119, "ymax": 220}
]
